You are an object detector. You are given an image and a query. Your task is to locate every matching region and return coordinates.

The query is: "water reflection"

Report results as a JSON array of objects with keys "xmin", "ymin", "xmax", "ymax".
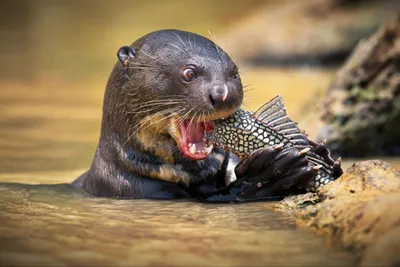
[{"xmin": 0, "ymin": 183, "xmax": 354, "ymax": 266}]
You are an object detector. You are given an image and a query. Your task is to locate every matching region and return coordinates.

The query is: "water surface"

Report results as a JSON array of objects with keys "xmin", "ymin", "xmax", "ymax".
[{"xmin": 0, "ymin": 182, "xmax": 355, "ymax": 266}]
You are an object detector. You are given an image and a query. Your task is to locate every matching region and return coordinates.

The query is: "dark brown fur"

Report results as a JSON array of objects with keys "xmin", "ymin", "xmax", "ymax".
[{"xmin": 72, "ymin": 29, "xmax": 243, "ymax": 199}]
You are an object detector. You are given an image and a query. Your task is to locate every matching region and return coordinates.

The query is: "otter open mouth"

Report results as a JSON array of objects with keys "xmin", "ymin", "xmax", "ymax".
[
  {"xmin": 165, "ymin": 111, "xmax": 234, "ymax": 161},
  {"xmin": 177, "ymin": 120, "xmax": 214, "ymax": 160}
]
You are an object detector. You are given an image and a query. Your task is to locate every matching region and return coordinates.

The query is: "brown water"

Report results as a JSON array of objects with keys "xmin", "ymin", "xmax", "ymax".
[
  {"xmin": 1, "ymin": 182, "xmax": 357, "ymax": 266},
  {"xmin": 0, "ymin": 1, "xmax": 398, "ymax": 266},
  {"xmin": 0, "ymin": 68, "xmax": 361, "ymax": 266}
]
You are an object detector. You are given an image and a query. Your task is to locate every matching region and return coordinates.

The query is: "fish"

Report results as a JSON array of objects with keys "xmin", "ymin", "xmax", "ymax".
[{"xmin": 205, "ymin": 95, "xmax": 338, "ymax": 191}]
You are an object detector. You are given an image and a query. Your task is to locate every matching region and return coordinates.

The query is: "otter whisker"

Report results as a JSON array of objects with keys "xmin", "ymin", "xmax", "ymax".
[
  {"xmin": 122, "ymin": 107, "xmax": 183, "ymax": 148},
  {"xmin": 242, "ymin": 94, "xmax": 252, "ymax": 105},
  {"xmin": 188, "ymin": 32, "xmax": 193, "ymax": 50},
  {"xmin": 129, "ymin": 63, "xmax": 154, "ymax": 67},
  {"xmin": 138, "ymin": 97, "xmax": 187, "ymax": 103},
  {"xmin": 186, "ymin": 109, "xmax": 201, "ymax": 134},
  {"xmin": 132, "ymin": 104, "xmax": 184, "ymax": 112},
  {"xmin": 127, "ymin": 94, "xmax": 187, "ymax": 101},
  {"xmin": 130, "ymin": 106, "xmax": 179, "ymax": 131},
  {"xmin": 132, "ymin": 100, "xmax": 186, "ymax": 109},
  {"xmin": 169, "ymin": 43, "xmax": 188, "ymax": 55},
  {"xmin": 130, "ymin": 99, "xmax": 186, "ymax": 106},
  {"xmin": 141, "ymin": 50, "xmax": 165, "ymax": 64},
  {"xmin": 175, "ymin": 106, "xmax": 196, "ymax": 130},
  {"xmin": 175, "ymin": 109, "xmax": 192, "ymax": 128},
  {"xmin": 138, "ymin": 101, "xmax": 186, "ymax": 106},
  {"xmin": 207, "ymin": 30, "xmax": 220, "ymax": 56},
  {"xmin": 149, "ymin": 109, "xmax": 186, "ymax": 136},
  {"xmin": 126, "ymin": 102, "xmax": 186, "ymax": 116},
  {"xmin": 155, "ymin": 108, "xmax": 188, "ymax": 135},
  {"xmin": 172, "ymin": 32, "xmax": 188, "ymax": 49},
  {"xmin": 127, "ymin": 108, "xmax": 176, "ymax": 116},
  {"xmin": 128, "ymin": 99, "xmax": 186, "ymax": 109},
  {"xmin": 133, "ymin": 107, "xmax": 181, "ymax": 128},
  {"xmin": 243, "ymin": 88, "xmax": 256, "ymax": 93},
  {"xmin": 185, "ymin": 104, "xmax": 202, "ymax": 133},
  {"xmin": 165, "ymin": 145, "xmax": 180, "ymax": 160},
  {"xmin": 126, "ymin": 67, "xmax": 152, "ymax": 70},
  {"xmin": 201, "ymin": 109, "xmax": 207, "ymax": 130}
]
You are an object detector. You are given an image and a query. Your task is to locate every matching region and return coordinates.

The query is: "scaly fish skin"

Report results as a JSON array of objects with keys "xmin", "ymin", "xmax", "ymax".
[
  {"xmin": 206, "ymin": 109, "xmax": 294, "ymax": 158},
  {"xmin": 205, "ymin": 95, "xmax": 336, "ymax": 191}
]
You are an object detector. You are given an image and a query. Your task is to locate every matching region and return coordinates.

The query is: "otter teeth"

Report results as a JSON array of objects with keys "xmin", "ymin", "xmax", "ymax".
[
  {"xmin": 204, "ymin": 144, "xmax": 213, "ymax": 154},
  {"xmin": 189, "ymin": 142, "xmax": 213, "ymax": 155},
  {"xmin": 189, "ymin": 143, "xmax": 196, "ymax": 154}
]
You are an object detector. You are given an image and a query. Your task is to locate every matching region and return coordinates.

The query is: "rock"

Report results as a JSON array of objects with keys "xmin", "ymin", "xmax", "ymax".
[
  {"xmin": 317, "ymin": 15, "xmax": 400, "ymax": 157},
  {"xmin": 220, "ymin": 0, "xmax": 399, "ymax": 67},
  {"xmin": 318, "ymin": 160, "xmax": 400, "ymax": 199},
  {"xmin": 275, "ymin": 192, "xmax": 319, "ymax": 210},
  {"xmin": 277, "ymin": 160, "xmax": 400, "ymax": 265}
]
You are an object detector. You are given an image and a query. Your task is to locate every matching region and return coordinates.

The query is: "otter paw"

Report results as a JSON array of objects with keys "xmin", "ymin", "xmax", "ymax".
[
  {"xmin": 309, "ymin": 139, "xmax": 343, "ymax": 179},
  {"xmin": 234, "ymin": 146, "xmax": 318, "ymax": 201}
]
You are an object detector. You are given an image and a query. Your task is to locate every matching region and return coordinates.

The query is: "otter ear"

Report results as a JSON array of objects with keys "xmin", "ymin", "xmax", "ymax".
[{"xmin": 117, "ymin": 46, "xmax": 136, "ymax": 67}]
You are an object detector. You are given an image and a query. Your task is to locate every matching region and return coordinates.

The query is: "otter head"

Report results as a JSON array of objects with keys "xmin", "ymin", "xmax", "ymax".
[{"xmin": 110, "ymin": 29, "xmax": 243, "ymax": 161}]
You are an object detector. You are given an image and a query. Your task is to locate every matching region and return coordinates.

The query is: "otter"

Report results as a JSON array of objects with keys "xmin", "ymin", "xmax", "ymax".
[{"xmin": 72, "ymin": 29, "xmax": 334, "ymax": 201}]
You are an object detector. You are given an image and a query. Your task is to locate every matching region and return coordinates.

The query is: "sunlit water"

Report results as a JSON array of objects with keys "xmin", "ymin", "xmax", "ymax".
[
  {"xmin": 0, "ymin": 72, "xmax": 360, "ymax": 266},
  {"xmin": 0, "ymin": 182, "xmax": 355, "ymax": 266}
]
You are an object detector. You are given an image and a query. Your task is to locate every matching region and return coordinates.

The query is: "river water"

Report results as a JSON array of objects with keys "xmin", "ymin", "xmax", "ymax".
[
  {"xmin": 0, "ymin": 69, "xmax": 359, "ymax": 266},
  {"xmin": 1, "ymin": 1, "xmax": 398, "ymax": 266},
  {"xmin": 1, "ymin": 182, "xmax": 356, "ymax": 266}
]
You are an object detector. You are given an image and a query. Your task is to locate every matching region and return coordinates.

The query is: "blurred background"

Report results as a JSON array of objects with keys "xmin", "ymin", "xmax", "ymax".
[{"xmin": 0, "ymin": 0, "xmax": 399, "ymax": 181}]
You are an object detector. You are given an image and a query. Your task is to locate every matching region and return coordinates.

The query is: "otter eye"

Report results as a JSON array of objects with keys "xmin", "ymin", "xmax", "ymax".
[
  {"xmin": 232, "ymin": 72, "xmax": 239, "ymax": 79},
  {"xmin": 182, "ymin": 68, "xmax": 197, "ymax": 82}
]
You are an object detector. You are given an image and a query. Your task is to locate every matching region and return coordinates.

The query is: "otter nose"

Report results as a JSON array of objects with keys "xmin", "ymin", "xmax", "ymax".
[{"xmin": 209, "ymin": 84, "xmax": 229, "ymax": 108}]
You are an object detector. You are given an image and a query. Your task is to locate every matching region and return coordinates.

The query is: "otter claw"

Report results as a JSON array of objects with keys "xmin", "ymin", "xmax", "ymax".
[
  {"xmin": 299, "ymin": 147, "xmax": 310, "ymax": 155},
  {"xmin": 313, "ymin": 164, "xmax": 323, "ymax": 171},
  {"xmin": 322, "ymin": 139, "xmax": 327, "ymax": 145},
  {"xmin": 274, "ymin": 144, "xmax": 284, "ymax": 150}
]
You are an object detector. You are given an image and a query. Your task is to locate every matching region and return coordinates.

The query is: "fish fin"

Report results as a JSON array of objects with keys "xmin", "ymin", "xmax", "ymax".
[
  {"xmin": 253, "ymin": 95, "xmax": 309, "ymax": 148},
  {"xmin": 253, "ymin": 95, "xmax": 284, "ymax": 121}
]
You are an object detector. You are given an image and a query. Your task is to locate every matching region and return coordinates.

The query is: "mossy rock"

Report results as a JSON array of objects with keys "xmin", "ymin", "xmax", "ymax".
[{"xmin": 318, "ymin": 15, "xmax": 400, "ymax": 157}]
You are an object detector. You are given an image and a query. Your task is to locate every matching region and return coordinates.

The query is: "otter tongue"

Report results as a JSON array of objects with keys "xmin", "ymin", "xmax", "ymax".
[
  {"xmin": 179, "ymin": 120, "xmax": 212, "ymax": 160},
  {"xmin": 186, "ymin": 121, "xmax": 205, "ymax": 143}
]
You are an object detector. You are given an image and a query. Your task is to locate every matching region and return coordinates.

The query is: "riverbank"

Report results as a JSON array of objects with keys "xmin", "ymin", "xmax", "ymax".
[{"xmin": 276, "ymin": 160, "xmax": 400, "ymax": 266}]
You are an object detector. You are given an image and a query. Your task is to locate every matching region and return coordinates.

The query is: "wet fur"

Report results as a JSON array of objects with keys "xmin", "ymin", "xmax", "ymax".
[{"xmin": 72, "ymin": 30, "xmax": 243, "ymax": 199}]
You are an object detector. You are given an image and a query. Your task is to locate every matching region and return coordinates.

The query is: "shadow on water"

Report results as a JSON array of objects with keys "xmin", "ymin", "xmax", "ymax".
[{"xmin": 0, "ymin": 182, "xmax": 355, "ymax": 266}]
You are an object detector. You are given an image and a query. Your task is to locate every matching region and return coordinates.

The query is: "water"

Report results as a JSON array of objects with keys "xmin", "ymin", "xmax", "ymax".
[
  {"xmin": 0, "ymin": 69, "xmax": 360, "ymax": 266},
  {"xmin": 0, "ymin": 72, "xmax": 359, "ymax": 266},
  {"xmin": 0, "ymin": 182, "xmax": 355, "ymax": 266}
]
